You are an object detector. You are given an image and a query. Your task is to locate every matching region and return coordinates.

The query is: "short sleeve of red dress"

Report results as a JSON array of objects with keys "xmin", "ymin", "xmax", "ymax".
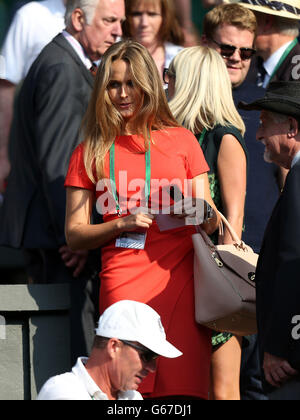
[
  {"xmin": 174, "ymin": 127, "xmax": 210, "ymax": 178},
  {"xmin": 64, "ymin": 143, "xmax": 95, "ymax": 191}
]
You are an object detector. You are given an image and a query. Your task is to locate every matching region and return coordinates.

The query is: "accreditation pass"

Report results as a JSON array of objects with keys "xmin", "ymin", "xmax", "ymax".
[{"xmin": 115, "ymin": 231, "xmax": 147, "ymax": 249}]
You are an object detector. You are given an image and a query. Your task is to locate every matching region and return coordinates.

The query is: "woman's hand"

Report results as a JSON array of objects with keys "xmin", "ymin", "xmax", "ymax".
[
  {"xmin": 169, "ymin": 197, "xmax": 215, "ymax": 222},
  {"xmin": 116, "ymin": 212, "xmax": 154, "ymax": 232},
  {"xmin": 66, "ymin": 187, "xmax": 156, "ymax": 250}
]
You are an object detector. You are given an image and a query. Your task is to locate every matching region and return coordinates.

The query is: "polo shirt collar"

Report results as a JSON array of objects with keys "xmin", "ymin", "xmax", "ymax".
[
  {"xmin": 72, "ymin": 357, "xmax": 109, "ymax": 400},
  {"xmin": 72, "ymin": 357, "xmax": 143, "ymax": 400}
]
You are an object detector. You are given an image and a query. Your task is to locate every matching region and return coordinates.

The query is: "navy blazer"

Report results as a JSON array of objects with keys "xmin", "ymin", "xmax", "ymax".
[
  {"xmin": 247, "ymin": 41, "xmax": 300, "ymax": 86},
  {"xmin": 272, "ymin": 41, "xmax": 300, "ymax": 83},
  {"xmin": 255, "ymin": 159, "xmax": 300, "ymax": 383},
  {"xmin": 0, "ymin": 34, "xmax": 94, "ymax": 249}
]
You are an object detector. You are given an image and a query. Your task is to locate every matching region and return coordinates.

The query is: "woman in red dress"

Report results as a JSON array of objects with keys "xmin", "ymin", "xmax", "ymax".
[{"xmin": 64, "ymin": 40, "xmax": 219, "ymax": 399}]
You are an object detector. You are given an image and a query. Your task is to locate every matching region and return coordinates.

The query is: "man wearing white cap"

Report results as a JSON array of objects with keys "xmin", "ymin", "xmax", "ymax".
[{"xmin": 36, "ymin": 300, "xmax": 182, "ymax": 400}]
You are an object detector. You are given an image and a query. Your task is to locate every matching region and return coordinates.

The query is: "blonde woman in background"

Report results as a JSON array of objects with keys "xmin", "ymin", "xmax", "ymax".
[
  {"xmin": 122, "ymin": 0, "xmax": 184, "ymax": 83},
  {"xmin": 166, "ymin": 46, "xmax": 247, "ymax": 400}
]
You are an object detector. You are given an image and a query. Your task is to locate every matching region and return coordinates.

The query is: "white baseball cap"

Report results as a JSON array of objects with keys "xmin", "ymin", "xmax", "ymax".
[{"xmin": 96, "ymin": 300, "xmax": 182, "ymax": 359}]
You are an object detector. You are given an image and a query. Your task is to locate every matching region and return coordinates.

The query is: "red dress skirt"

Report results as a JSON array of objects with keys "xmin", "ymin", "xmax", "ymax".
[{"xmin": 65, "ymin": 127, "xmax": 212, "ymax": 399}]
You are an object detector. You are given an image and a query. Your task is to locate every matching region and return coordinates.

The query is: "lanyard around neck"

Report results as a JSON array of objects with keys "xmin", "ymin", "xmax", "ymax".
[
  {"xmin": 109, "ymin": 137, "xmax": 151, "ymax": 216},
  {"xmin": 269, "ymin": 38, "xmax": 298, "ymax": 84}
]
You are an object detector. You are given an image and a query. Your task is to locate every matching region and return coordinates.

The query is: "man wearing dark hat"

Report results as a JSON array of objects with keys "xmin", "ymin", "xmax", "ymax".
[{"xmin": 239, "ymin": 81, "xmax": 300, "ymax": 400}]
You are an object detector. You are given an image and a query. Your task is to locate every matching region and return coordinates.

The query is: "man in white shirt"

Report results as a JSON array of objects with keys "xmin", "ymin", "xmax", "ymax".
[
  {"xmin": 0, "ymin": 0, "xmax": 67, "ymax": 192},
  {"xmin": 37, "ymin": 300, "xmax": 182, "ymax": 400},
  {"xmin": 259, "ymin": 39, "xmax": 299, "ymax": 89},
  {"xmin": 0, "ymin": 0, "xmax": 66, "ymax": 83}
]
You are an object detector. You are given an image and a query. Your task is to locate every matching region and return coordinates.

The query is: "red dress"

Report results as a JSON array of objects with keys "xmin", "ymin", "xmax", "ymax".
[{"xmin": 65, "ymin": 127, "xmax": 212, "ymax": 399}]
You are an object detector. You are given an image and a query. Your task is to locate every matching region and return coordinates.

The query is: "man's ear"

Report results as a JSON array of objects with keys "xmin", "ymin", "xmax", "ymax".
[
  {"xmin": 71, "ymin": 8, "xmax": 86, "ymax": 32},
  {"xmin": 107, "ymin": 338, "xmax": 122, "ymax": 359},
  {"xmin": 288, "ymin": 116, "xmax": 298, "ymax": 138}
]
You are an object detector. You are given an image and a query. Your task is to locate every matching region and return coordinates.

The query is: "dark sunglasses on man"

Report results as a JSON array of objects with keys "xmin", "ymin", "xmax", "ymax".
[
  {"xmin": 211, "ymin": 39, "xmax": 256, "ymax": 61},
  {"xmin": 121, "ymin": 339, "xmax": 159, "ymax": 363}
]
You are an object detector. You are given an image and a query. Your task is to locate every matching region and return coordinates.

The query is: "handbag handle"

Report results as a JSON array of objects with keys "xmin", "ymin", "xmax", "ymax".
[
  {"xmin": 196, "ymin": 210, "xmax": 244, "ymax": 247},
  {"xmin": 218, "ymin": 211, "xmax": 243, "ymax": 244}
]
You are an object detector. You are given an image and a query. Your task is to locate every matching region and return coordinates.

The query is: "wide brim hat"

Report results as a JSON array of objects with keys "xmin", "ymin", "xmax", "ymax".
[
  {"xmin": 224, "ymin": 0, "xmax": 300, "ymax": 20},
  {"xmin": 238, "ymin": 81, "xmax": 300, "ymax": 119}
]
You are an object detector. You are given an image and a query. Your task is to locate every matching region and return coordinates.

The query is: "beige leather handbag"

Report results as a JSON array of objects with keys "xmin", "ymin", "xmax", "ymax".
[{"xmin": 192, "ymin": 212, "xmax": 258, "ymax": 336}]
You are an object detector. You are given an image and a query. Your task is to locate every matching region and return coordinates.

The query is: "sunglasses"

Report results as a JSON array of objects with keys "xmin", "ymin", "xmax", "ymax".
[
  {"xmin": 163, "ymin": 68, "xmax": 175, "ymax": 85},
  {"xmin": 121, "ymin": 340, "xmax": 159, "ymax": 363},
  {"xmin": 211, "ymin": 39, "xmax": 256, "ymax": 61}
]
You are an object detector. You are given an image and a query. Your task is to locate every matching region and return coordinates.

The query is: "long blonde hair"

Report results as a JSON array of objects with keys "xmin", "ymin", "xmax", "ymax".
[
  {"xmin": 82, "ymin": 40, "xmax": 179, "ymax": 182},
  {"xmin": 168, "ymin": 46, "xmax": 245, "ymax": 135}
]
